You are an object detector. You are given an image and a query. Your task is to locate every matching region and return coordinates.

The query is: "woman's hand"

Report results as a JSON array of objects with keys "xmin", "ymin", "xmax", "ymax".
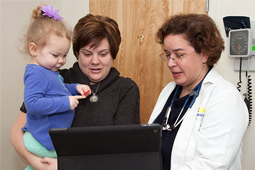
[
  {"xmin": 28, "ymin": 156, "xmax": 49, "ymax": 170},
  {"xmin": 10, "ymin": 111, "xmax": 49, "ymax": 169},
  {"xmin": 41, "ymin": 157, "xmax": 57, "ymax": 170}
]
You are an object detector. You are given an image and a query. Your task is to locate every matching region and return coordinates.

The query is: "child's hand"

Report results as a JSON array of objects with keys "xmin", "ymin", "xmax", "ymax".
[
  {"xmin": 76, "ymin": 84, "xmax": 91, "ymax": 97},
  {"xmin": 69, "ymin": 96, "xmax": 86, "ymax": 110}
]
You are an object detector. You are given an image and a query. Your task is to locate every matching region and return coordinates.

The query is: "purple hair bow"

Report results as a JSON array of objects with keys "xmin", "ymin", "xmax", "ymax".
[{"xmin": 41, "ymin": 4, "xmax": 63, "ymax": 21}]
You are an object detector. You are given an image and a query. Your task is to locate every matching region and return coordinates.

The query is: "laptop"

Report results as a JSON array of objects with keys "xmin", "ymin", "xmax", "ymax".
[{"xmin": 49, "ymin": 123, "xmax": 162, "ymax": 170}]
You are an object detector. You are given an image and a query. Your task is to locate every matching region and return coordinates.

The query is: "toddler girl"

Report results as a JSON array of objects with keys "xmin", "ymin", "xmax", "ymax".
[{"xmin": 21, "ymin": 4, "xmax": 91, "ymax": 170}]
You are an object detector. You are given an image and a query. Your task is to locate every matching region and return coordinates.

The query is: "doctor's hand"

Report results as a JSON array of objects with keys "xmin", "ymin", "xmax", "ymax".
[{"xmin": 40, "ymin": 157, "xmax": 57, "ymax": 170}]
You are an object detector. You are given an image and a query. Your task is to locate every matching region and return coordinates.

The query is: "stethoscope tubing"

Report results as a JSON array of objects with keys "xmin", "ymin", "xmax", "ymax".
[{"xmin": 162, "ymin": 82, "xmax": 202, "ymax": 131}]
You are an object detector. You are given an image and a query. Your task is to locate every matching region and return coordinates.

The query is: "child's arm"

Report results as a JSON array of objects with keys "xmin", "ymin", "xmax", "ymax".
[
  {"xmin": 24, "ymin": 69, "xmax": 71, "ymax": 115},
  {"xmin": 24, "ymin": 67, "xmax": 90, "ymax": 114},
  {"xmin": 68, "ymin": 95, "xmax": 87, "ymax": 110},
  {"xmin": 76, "ymin": 84, "xmax": 91, "ymax": 96},
  {"xmin": 64, "ymin": 83, "xmax": 91, "ymax": 96},
  {"xmin": 68, "ymin": 85, "xmax": 91, "ymax": 110}
]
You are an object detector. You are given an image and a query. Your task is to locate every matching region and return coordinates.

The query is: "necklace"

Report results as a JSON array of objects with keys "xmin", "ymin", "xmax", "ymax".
[{"xmin": 89, "ymin": 82, "xmax": 100, "ymax": 103}]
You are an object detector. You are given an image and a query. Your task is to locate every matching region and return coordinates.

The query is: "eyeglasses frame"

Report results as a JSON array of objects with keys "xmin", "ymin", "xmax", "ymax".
[{"xmin": 159, "ymin": 50, "xmax": 196, "ymax": 62}]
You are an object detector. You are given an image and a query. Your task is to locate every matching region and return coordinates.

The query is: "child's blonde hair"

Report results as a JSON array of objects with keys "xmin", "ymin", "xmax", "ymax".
[{"xmin": 23, "ymin": 4, "xmax": 72, "ymax": 56}]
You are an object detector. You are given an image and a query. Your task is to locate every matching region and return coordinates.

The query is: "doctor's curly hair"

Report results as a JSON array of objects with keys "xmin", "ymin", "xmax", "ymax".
[{"xmin": 156, "ymin": 13, "xmax": 225, "ymax": 66}]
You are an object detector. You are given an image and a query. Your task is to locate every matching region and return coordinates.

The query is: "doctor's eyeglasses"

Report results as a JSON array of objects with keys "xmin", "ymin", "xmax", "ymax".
[{"xmin": 159, "ymin": 50, "xmax": 195, "ymax": 62}]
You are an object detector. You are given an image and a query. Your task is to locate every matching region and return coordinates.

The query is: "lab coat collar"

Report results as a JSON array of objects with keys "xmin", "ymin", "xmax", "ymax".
[{"xmin": 203, "ymin": 67, "xmax": 222, "ymax": 85}]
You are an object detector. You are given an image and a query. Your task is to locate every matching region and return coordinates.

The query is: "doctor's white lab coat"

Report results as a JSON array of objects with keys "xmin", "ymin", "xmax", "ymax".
[{"xmin": 149, "ymin": 67, "xmax": 248, "ymax": 170}]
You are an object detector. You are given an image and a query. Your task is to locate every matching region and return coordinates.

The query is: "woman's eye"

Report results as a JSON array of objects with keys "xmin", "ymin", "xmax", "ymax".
[
  {"xmin": 100, "ymin": 52, "xmax": 109, "ymax": 57},
  {"xmin": 83, "ymin": 53, "xmax": 91, "ymax": 57},
  {"xmin": 176, "ymin": 54, "xmax": 184, "ymax": 58}
]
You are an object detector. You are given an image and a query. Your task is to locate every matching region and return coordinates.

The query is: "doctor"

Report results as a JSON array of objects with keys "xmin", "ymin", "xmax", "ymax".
[{"xmin": 149, "ymin": 13, "xmax": 248, "ymax": 170}]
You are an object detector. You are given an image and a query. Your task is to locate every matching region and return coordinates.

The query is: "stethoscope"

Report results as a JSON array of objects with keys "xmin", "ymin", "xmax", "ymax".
[{"xmin": 162, "ymin": 80, "xmax": 203, "ymax": 132}]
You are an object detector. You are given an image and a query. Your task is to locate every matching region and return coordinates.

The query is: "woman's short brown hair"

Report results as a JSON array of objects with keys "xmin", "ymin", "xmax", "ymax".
[
  {"xmin": 156, "ymin": 13, "xmax": 225, "ymax": 66},
  {"xmin": 72, "ymin": 14, "xmax": 121, "ymax": 60}
]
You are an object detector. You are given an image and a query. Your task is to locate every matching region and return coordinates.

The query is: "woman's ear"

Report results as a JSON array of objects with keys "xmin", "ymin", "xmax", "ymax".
[
  {"xmin": 202, "ymin": 52, "xmax": 209, "ymax": 63},
  {"xmin": 29, "ymin": 42, "xmax": 38, "ymax": 57}
]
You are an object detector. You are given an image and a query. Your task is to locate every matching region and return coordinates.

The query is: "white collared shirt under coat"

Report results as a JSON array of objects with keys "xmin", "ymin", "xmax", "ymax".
[{"xmin": 149, "ymin": 67, "xmax": 248, "ymax": 170}]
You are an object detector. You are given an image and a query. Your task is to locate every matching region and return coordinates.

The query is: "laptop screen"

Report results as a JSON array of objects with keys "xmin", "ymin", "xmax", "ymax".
[{"xmin": 49, "ymin": 124, "xmax": 162, "ymax": 170}]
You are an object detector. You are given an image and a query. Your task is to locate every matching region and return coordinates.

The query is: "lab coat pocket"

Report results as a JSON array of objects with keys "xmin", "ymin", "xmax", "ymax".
[{"xmin": 184, "ymin": 108, "xmax": 205, "ymax": 159}]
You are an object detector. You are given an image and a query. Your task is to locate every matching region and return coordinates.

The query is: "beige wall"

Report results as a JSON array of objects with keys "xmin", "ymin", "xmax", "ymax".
[
  {"xmin": 1, "ymin": 0, "xmax": 255, "ymax": 169},
  {"xmin": 208, "ymin": 1, "xmax": 255, "ymax": 170}
]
